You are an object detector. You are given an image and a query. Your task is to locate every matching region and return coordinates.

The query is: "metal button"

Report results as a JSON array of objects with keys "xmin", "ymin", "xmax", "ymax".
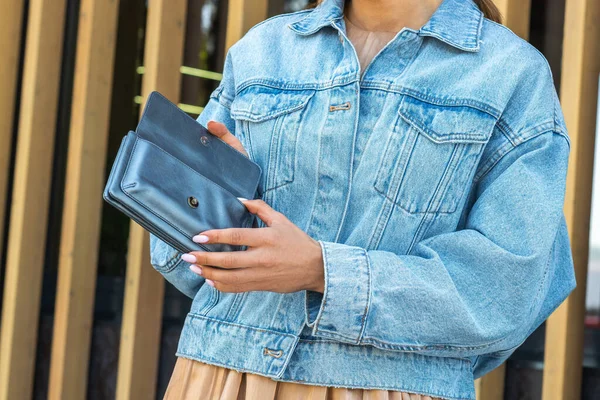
[
  {"xmin": 263, "ymin": 347, "xmax": 283, "ymax": 358},
  {"xmin": 329, "ymin": 102, "xmax": 351, "ymax": 112},
  {"xmin": 187, "ymin": 196, "xmax": 199, "ymax": 208},
  {"xmin": 200, "ymin": 135, "xmax": 209, "ymax": 146}
]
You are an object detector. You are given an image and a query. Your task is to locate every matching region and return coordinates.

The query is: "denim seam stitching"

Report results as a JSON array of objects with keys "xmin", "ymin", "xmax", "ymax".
[
  {"xmin": 197, "ymin": 286, "xmax": 218, "ymax": 315},
  {"xmin": 303, "ymin": 123, "xmax": 324, "ymax": 233},
  {"xmin": 358, "ymin": 335, "xmax": 506, "ymax": 353},
  {"xmin": 236, "ymin": 76, "xmax": 358, "ymax": 93},
  {"xmin": 367, "ymin": 191, "xmax": 393, "ymax": 250},
  {"xmin": 423, "ymin": 143, "xmax": 463, "ymax": 214},
  {"xmin": 362, "ymin": 86, "xmax": 502, "ymax": 118},
  {"xmin": 432, "ymin": 143, "xmax": 474, "ymax": 213},
  {"xmin": 398, "ymin": 110, "xmax": 492, "ymax": 143},
  {"xmin": 186, "ymin": 312, "xmax": 297, "ymax": 338},
  {"xmin": 405, "ymin": 145, "xmax": 459, "ymax": 253},
  {"xmin": 230, "ymin": 90, "xmax": 315, "ymax": 122},
  {"xmin": 375, "ymin": 116, "xmax": 417, "ymax": 212},
  {"xmin": 162, "ymin": 256, "xmax": 185, "ymax": 274},
  {"xmin": 437, "ymin": 143, "xmax": 480, "ymax": 214},
  {"xmin": 495, "ymin": 119, "xmax": 517, "ymax": 146},
  {"xmin": 312, "ymin": 241, "xmax": 331, "ymax": 338},
  {"xmin": 332, "ymin": 77, "xmax": 361, "ymax": 243},
  {"xmin": 474, "ymin": 125, "xmax": 557, "ymax": 184},
  {"xmin": 233, "ymin": 78, "xmax": 503, "ymax": 120},
  {"xmin": 472, "ymin": 137, "xmax": 514, "ymax": 183},
  {"xmin": 357, "ymin": 249, "xmax": 372, "ymax": 343},
  {"xmin": 418, "ymin": 29, "xmax": 479, "ymax": 52},
  {"xmin": 239, "ymin": 120, "xmax": 257, "ymax": 161},
  {"xmin": 514, "ymin": 121, "xmax": 555, "ymax": 145}
]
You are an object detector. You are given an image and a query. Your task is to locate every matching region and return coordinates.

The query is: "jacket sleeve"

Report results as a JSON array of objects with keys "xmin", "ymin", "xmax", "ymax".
[
  {"xmin": 304, "ymin": 126, "xmax": 575, "ymax": 358},
  {"xmin": 149, "ymin": 51, "xmax": 237, "ymax": 299}
]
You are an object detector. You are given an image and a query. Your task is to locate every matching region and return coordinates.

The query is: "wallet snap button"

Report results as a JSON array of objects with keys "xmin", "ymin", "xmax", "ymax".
[
  {"xmin": 200, "ymin": 136, "xmax": 209, "ymax": 146},
  {"xmin": 188, "ymin": 196, "xmax": 199, "ymax": 208}
]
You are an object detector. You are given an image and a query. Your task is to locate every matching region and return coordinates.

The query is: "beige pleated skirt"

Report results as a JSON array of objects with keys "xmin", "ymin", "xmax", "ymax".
[{"xmin": 164, "ymin": 357, "xmax": 443, "ymax": 400}]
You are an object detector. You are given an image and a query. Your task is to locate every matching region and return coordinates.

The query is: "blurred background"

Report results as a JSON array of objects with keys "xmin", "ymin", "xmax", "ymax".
[{"xmin": 0, "ymin": 0, "xmax": 598, "ymax": 399}]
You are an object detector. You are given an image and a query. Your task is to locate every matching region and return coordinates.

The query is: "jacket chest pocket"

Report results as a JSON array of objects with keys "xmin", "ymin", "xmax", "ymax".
[
  {"xmin": 374, "ymin": 95, "xmax": 497, "ymax": 214},
  {"xmin": 230, "ymin": 85, "xmax": 315, "ymax": 194}
]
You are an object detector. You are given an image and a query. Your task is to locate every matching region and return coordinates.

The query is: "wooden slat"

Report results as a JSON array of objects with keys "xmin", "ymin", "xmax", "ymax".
[
  {"xmin": 475, "ymin": 364, "xmax": 506, "ymax": 400},
  {"xmin": 542, "ymin": 0, "xmax": 600, "ymax": 399},
  {"xmin": 115, "ymin": 1, "xmax": 187, "ymax": 399},
  {"xmin": 495, "ymin": 0, "xmax": 532, "ymax": 40},
  {"xmin": 0, "ymin": 1, "xmax": 25, "ymax": 262},
  {"xmin": 225, "ymin": 0, "xmax": 269, "ymax": 52},
  {"xmin": 47, "ymin": 1, "xmax": 120, "ymax": 399},
  {"xmin": 0, "ymin": 0, "xmax": 68, "ymax": 398},
  {"xmin": 475, "ymin": 1, "xmax": 531, "ymax": 398}
]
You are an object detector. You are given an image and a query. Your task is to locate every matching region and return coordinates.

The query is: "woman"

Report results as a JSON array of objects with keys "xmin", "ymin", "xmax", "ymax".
[{"xmin": 152, "ymin": 0, "xmax": 575, "ymax": 399}]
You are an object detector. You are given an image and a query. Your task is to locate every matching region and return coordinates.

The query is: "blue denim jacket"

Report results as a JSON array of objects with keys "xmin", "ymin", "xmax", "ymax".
[{"xmin": 149, "ymin": 0, "xmax": 575, "ymax": 398}]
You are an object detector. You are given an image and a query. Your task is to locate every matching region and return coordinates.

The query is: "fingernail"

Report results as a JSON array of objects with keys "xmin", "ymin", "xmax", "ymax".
[
  {"xmin": 205, "ymin": 279, "xmax": 215, "ymax": 287},
  {"xmin": 193, "ymin": 234, "xmax": 210, "ymax": 243},
  {"xmin": 181, "ymin": 254, "xmax": 196, "ymax": 263},
  {"xmin": 237, "ymin": 197, "xmax": 248, "ymax": 202},
  {"xmin": 189, "ymin": 265, "xmax": 203, "ymax": 275}
]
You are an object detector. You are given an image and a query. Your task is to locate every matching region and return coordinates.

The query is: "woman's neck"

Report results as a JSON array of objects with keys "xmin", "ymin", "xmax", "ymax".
[{"xmin": 344, "ymin": 0, "xmax": 444, "ymax": 32}]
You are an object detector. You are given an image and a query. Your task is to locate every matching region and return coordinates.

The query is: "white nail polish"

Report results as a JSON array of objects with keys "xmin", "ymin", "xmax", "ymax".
[
  {"xmin": 181, "ymin": 254, "xmax": 196, "ymax": 263},
  {"xmin": 237, "ymin": 197, "xmax": 248, "ymax": 202}
]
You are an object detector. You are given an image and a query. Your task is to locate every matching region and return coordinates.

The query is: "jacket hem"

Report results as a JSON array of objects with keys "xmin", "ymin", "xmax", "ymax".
[{"xmin": 176, "ymin": 313, "xmax": 476, "ymax": 400}]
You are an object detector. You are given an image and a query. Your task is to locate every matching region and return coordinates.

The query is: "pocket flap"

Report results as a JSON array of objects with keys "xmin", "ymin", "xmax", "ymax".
[
  {"xmin": 121, "ymin": 137, "xmax": 254, "ymax": 251},
  {"xmin": 230, "ymin": 85, "xmax": 315, "ymax": 122},
  {"xmin": 398, "ymin": 95, "xmax": 497, "ymax": 143}
]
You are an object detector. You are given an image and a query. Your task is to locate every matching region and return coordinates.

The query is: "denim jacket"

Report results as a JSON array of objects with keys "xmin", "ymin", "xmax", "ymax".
[{"xmin": 149, "ymin": 0, "xmax": 575, "ymax": 398}]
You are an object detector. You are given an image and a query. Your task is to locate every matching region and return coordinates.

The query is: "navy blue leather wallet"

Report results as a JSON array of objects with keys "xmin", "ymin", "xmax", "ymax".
[{"xmin": 103, "ymin": 91, "xmax": 262, "ymax": 254}]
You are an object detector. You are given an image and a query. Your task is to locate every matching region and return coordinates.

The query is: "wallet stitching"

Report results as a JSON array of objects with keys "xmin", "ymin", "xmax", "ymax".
[
  {"xmin": 162, "ymin": 253, "xmax": 185, "ymax": 273},
  {"xmin": 121, "ymin": 137, "xmax": 253, "ymax": 252},
  {"xmin": 147, "ymin": 91, "xmax": 262, "ymax": 194}
]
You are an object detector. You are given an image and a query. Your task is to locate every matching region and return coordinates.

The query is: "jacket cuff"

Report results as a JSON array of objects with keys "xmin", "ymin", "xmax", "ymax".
[{"xmin": 304, "ymin": 241, "xmax": 371, "ymax": 344}]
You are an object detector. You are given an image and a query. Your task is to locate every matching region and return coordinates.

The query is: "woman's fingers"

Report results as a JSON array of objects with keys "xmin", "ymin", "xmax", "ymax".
[
  {"xmin": 240, "ymin": 199, "xmax": 283, "ymax": 227},
  {"xmin": 184, "ymin": 248, "xmax": 256, "ymax": 269},
  {"xmin": 193, "ymin": 227, "xmax": 269, "ymax": 247},
  {"xmin": 206, "ymin": 120, "xmax": 248, "ymax": 157}
]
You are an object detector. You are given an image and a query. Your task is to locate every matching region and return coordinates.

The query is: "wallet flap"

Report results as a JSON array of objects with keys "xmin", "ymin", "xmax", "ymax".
[
  {"xmin": 121, "ymin": 135, "xmax": 254, "ymax": 251},
  {"xmin": 136, "ymin": 91, "xmax": 261, "ymax": 199}
]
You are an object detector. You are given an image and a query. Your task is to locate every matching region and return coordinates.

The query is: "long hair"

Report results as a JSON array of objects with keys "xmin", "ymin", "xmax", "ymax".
[{"xmin": 305, "ymin": 0, "xmax": 502, "ymax": 24}]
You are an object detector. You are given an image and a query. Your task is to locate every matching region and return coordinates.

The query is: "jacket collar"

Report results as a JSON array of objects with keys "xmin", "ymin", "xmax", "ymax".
[{"xmin": 288, "ymin": 0, "xmax": 483, "ymax": 52}]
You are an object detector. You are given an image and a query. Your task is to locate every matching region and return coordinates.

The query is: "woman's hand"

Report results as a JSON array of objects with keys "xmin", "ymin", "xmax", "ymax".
[
  {"xmin": 181, "ymin": 199, "xmax": 325, "ymax": 294},
  {"xmin": 206, "ymin": 120, "xmax": 248, "ymax": 157}
]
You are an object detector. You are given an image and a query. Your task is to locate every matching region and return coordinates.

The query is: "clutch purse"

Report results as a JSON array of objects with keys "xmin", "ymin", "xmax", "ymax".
[{"xmin": 103, "ymin": 91, "xmax": 262, "ymax": 254}]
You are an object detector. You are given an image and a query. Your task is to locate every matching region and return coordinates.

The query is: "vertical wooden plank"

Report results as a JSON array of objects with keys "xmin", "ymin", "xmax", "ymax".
[
  {"xmin": 47, "ymin": 0, "xmax": 120, "ymax": 399},
  {"xmin": 475, "ymin": 1, "xmax": 531, "ymax": 399},
  {"xmin": 475, "ymin": 364, "xmax": 506, "ymax": 400},
  {"xmin": 0, "ymin": 1, "xmax": 26, "ymax": 261},
  {"xmin": 495, "ymin": 0, "xmax": 532, "ymax": 40},
  {"xmin": 0, "ymin": 0, "xmax": 68, "ymax": 399},
  {"xmin": 225, "ymin": 0, "xmax": 269, "ymax": 52},
  {"xmin": 115, "ymin": 1, "xmax": 187, "ymax": 399},
  {"xmin": 542, "ymin": 0, "xmax": 600, "ymax": 399}
]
